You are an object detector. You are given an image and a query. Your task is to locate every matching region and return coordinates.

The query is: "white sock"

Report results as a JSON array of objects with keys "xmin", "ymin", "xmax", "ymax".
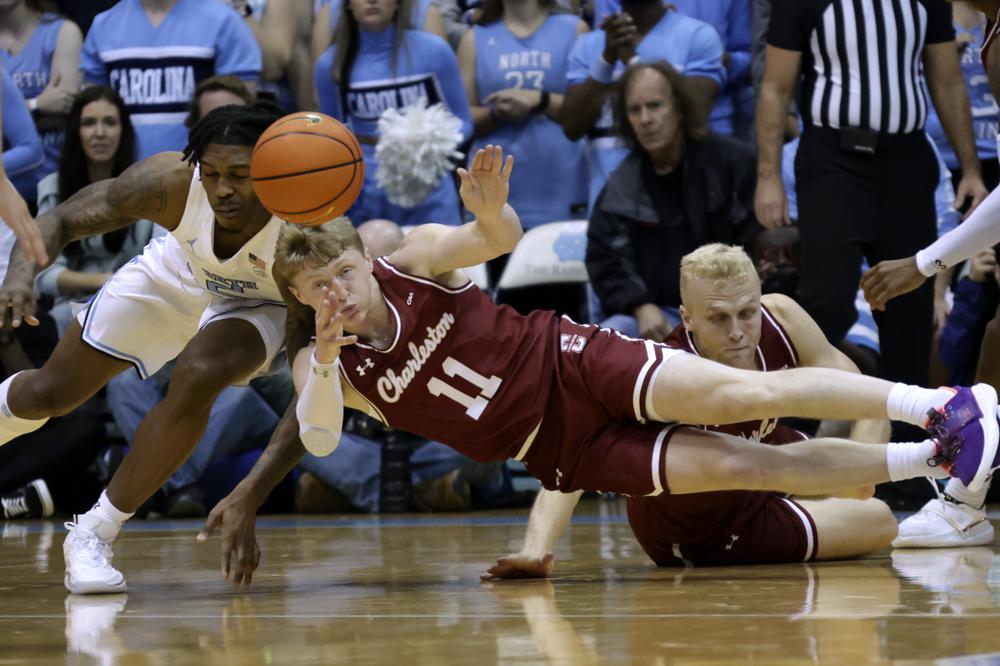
[
  {"xmin": 886, "ymin": 440, "xmax": 951, "ymax": 482},
  {"xmin": 886, "ymin": 384, "xmax": 955, "ymax": 427},
  {"xmin": 943, "ymin": 477, "xmax": 989, "ymax": 509},
  {"xmin": 76, "ymin": 490, "xmax": 134, "ymax": 541},
  {"xmin": 0, "ymin": 372, "xmax": 48, "ymax": 444}
]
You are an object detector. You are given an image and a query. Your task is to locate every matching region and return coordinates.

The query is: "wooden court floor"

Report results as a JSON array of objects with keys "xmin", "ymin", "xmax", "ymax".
[{"xmin": 2, "ymin": 499, "xmax": 1000, "ymax": 665}]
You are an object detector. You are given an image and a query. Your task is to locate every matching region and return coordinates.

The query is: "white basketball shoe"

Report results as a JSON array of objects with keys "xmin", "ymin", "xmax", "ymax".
[
  {"xmin": 892, "ymin": 495, "xmax": 994, "ymax": 549},
  {"xmin": 64, "ymin": 520, "xmax": 127, "ymax": 594}
]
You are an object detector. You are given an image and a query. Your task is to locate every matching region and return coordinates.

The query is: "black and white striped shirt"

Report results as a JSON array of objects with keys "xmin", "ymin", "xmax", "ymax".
[{"xmin": 768, "ymin": 0, "xmax": 954, "ymax": 133}]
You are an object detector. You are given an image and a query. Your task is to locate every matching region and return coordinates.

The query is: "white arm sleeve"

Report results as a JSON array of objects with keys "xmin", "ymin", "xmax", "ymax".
[
  {"xmin": 295, "ymin": 352, "xmax": 344, "ymax": 457},
  {"xmin": 916, "ymin": 185, "xmax": 1000, "ymax": 276}
]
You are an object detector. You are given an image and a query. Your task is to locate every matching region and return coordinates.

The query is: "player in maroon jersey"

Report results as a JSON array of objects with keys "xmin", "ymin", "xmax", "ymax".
[
  {"xmin": 201, "ymin": 146, "xmax": 996, "ymax": 587},
  {"xmin": 483, "ymin": 244, "xmax": 898, "ymax": 575}
]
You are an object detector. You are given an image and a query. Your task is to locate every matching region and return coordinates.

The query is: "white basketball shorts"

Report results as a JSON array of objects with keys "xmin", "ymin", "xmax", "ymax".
[{"xmin": 76, "ymin": 254, "xmax": 286, "ymax": 383}]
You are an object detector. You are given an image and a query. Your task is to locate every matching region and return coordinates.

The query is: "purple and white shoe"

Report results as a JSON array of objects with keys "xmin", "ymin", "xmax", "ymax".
[{"xmin": 926, "ymin": 384, "xmax": 999, "ymax": 492}]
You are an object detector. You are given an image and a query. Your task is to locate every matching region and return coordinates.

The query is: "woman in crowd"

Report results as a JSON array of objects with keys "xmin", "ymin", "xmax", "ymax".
[
  {"xmin": 314, "ymin": 0, "xmax": 471, "ymax": 226},
  {"xmin": 458, "ymin": 0, "xmax": 587, "ymax": 232},
  {"xmin": 35, "ymin": 86, "xmax": 151, "ymax": 336},
  {"xmin": 311, "ymin": 0, "xmax": 446, "ymax": 62}
]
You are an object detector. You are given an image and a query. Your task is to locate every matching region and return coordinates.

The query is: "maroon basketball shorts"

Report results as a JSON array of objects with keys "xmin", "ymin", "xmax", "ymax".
[
  {"xmin": 521, "ymin": 318, "xmax": 687, "ymax": 495},
  {"xmin": 629, "ymin": 494, "xmax": 820, "ymax": 567}
]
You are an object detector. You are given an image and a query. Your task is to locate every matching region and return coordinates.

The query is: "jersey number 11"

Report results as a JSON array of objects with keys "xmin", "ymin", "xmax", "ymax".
[{"xmin": 427, "ymin": 356, "xmax": 502, "ymax": 420}]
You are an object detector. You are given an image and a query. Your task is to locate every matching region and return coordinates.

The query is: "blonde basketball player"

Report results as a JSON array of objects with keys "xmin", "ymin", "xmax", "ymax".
[{"xmin": 484, "ymin": 244, "xmax": 898, "ymax": 577}]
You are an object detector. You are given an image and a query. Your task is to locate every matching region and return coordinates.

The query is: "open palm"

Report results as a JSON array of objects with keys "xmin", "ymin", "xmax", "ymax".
[{"xmin": 458, "ymin": 145, "xmax": 514, "ymax": 221}]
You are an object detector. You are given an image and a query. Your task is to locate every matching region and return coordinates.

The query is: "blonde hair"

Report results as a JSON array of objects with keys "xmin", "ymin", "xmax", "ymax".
[
  {"xmin": 679, "ymin": 243, "xmax": 758, "ymax": 302},
  {"xmin": 275, "ymin": 218, "xmax": 365, "ymax": 352}
]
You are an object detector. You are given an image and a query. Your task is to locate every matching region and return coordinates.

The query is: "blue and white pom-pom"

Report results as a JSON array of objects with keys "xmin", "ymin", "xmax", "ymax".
[{"xmin": 375, "ymin": 101, "xmax": 463, "ymax": 207}]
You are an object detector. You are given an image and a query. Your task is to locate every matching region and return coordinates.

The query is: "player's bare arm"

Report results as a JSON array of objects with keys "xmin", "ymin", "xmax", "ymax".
[
  {"xmin": 198, "ymin": 400, "xmax": 304, "ymax": 588},
  {"xmin": 763, "ymin": 292, "xmax": 889, "ymax": 440},
  {"xmin": 481, "ymin": 489, "xmax": 582, "ymax": 581},
  {"xmin": 390, "ymin": 145, "xmax": 522, "ymax": 284},
  {"xmin": 0, "ymin": 153, "xmax": 193, "ymax": 327},
  {"xmin": 762, "ymin": 294, "xmax": 862, "ymax": 373}
]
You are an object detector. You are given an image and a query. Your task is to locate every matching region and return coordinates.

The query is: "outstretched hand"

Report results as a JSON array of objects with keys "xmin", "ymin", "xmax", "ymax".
[
  {"xmin": 860, "ymin": 256, "xmax": 927, "ymax": 311},
  {"xmin": 480, "ymin": 552, "xmax": 555, "ymax": 581},
  {"xmin": 457, "ymin": 145, "xmax": 514, "ymax": 222},
  {"xmin": 314, "ymin": 286, "xmax": 358, "ymax": 364},
  {"xmin": 197, "ymin": 490, "xmax": 262, "ymax": 589}
]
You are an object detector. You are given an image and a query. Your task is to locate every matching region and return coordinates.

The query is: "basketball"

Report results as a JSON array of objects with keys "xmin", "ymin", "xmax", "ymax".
[{"xmin": 251, "ymin": 112, "xmax": 365, "ymax": 226}]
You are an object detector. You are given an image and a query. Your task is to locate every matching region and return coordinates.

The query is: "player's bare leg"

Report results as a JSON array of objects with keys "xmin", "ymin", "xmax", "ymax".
[
  {"xmin": 652, "ymin": 353, "xmax": 934, "ymax": 425},
  {"xmin": 0, "ymin": 320, "xmax": 131, "ymax": 442},
  {"xmin": 663, "ymin": 429, "xmax": 950, "ymax": 497},
  {"xmin": 649, "ymin": 354, "xmax": 999, "ymax": 491},
  {"xmin": 795, "ymin": 497, "xmax": 898, "ymax": 560},
  {"xmin": 65, "ymin": 318, "xmax": 267, "ymax": 594},
  {"xmin": 105, "ymin": 318, "xmax": 267, "ymax": 512}
]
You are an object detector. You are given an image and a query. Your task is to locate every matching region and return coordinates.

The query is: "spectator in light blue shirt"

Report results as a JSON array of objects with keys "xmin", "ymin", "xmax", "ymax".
[{"xmin": 81, "ymin": 0, "xmax": 261, "ymax": 159}]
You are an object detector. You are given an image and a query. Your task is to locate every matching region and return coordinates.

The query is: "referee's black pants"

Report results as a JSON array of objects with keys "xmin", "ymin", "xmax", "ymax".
[{"xmin": 795, "ymin": 127, "xmax": 938, "ymax": 392}]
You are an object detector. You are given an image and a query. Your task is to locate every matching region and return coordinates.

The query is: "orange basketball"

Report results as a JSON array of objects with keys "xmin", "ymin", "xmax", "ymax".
[{"xmin": 251, "ymin": 112, "xmax": 365, "ymax": 226}]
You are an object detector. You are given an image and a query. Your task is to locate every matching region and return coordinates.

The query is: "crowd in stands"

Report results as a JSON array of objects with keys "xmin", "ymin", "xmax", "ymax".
[{"xmin": 2, "ymin": 0, "xmax": 999, "ymax": 522}]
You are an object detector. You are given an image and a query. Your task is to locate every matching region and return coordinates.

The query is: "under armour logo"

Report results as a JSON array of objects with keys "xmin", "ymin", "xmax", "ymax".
[
  {"xmin": 406, "ymin": 292, "xmax": 414, "ymax": 305},
  {"xmin": 934, "ymin": 259, "xmax": 947, "ymax": 271},
  {"xmin": 186, "ymin": 238, "xmax": 197, "ymax": 252},
  {"xmin": 725, "ymin": 534, "xmax": 740, "ymax": 551},
  {"xmin": 560, "ymin": 334, "xmax": 586, "ymax": 353},
  {"xmin": 357, "ymin": 358, "xmax": 374, "ymax": 375},
  {"xmin": 555, "ymin": 468, "xmax": 563, "ymax": 487}
]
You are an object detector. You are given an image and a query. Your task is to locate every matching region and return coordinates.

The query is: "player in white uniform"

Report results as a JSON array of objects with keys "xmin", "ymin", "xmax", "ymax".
[{"xmin": 0, "ymin": 102, "xmax": 289, "ymax": 594}]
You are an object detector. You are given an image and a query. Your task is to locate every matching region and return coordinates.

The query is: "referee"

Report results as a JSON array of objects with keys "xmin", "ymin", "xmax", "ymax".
[{"xmin": 755, "ymin": 0, "xmax": 987, "ymax": 402}]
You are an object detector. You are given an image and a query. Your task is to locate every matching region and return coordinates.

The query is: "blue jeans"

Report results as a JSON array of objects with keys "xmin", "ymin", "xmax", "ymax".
[
  {"xmin": 298, "ymin": 434, "xmax": 511, "ymax": 512},
  {"xmin": 600, "ymin": 306, "xmax": 682, "ymax": 338},
  {"xmin": 106, "ymin": 369, "xmax": 279, "ymax": 494}
]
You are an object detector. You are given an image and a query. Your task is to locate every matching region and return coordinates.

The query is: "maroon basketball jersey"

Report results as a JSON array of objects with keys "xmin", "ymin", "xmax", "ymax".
[
  {"xmin": 337, "ymin": 258, "xmax": 560, "ymax": 463},
  {"xmin": 628, "ymin": 303, "xmax": 807, "ymax": 563}
]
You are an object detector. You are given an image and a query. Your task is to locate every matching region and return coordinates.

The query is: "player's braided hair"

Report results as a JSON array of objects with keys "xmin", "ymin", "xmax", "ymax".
[{"xmin": 182, "ymin": 100, "xmax": 285, "ymax": 166}]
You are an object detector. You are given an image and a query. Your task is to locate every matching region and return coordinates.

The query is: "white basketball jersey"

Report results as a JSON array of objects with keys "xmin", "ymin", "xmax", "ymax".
[{"xmin": 149, "ymin": 168, "xmax": 285, "ymax": 304}]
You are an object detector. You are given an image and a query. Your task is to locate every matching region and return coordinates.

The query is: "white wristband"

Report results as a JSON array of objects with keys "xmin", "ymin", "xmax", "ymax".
[
  {"xmin": 915, "ymin": 249, "xmax": 944, "ymax": 277},
  {"xmin": 310, "ymin": 350, "xmax": 338, "ymax": 376}
]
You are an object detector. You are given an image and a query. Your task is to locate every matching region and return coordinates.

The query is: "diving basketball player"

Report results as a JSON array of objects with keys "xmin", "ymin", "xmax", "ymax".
[
  {"xmin": 0, "ymin": 102, "xmax": 290, "ymax": 594},
  {"xmin": 200, "ymin": 145, "xmax": 998, "ymax": 588}
]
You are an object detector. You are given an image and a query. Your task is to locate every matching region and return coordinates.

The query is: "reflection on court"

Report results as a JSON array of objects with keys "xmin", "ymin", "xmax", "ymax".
[{"xmin": 2, "ymin": 500, "xmax": 999, "ymax": 664}]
